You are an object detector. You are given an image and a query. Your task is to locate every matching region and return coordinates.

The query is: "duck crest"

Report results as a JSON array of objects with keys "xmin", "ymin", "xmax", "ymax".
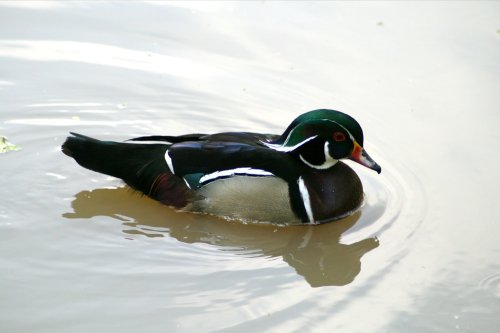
[{"xmin": 277, "ymin": 109, "xmax": 364, "ymax": 146}]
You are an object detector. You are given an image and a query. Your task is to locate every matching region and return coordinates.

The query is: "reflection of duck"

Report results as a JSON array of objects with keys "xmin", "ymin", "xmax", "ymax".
[
  {"xmin": 63, "ymin": 187, "xmax": 379, "ymax": 287},
  {"xmin": 62, "ymin": 109, "xmax": 381, "ymax": 224}
]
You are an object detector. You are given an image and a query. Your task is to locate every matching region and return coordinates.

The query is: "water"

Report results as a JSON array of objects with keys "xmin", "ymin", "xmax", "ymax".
[{"xmin": 1, "ymin": 2, "xmax": 499, "ymax": 332}]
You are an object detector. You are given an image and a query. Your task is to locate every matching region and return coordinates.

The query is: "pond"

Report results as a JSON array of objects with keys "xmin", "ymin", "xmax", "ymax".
[{"xmin": 1, "ymin": 2, "xmax": 499, "ymax": 332}]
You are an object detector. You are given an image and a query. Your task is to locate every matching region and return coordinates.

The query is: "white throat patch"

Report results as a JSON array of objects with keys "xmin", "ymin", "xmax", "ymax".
[{"xmin": 299, "ymin": 141, "xmax": 338, "ymax": 170}]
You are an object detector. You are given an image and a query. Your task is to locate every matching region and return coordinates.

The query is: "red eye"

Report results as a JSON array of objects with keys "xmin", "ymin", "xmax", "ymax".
[{"xmin": 333, "ymin": 131, "xmax": 346, "ymax": 142}]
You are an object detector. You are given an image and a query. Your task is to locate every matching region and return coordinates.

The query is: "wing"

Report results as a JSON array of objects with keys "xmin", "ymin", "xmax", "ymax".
[{"xmin": 167, "ymin": 140, "xmax": 300, "ymax": 187}]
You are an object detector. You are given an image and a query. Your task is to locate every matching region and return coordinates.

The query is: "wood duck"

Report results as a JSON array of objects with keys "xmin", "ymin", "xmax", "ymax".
[{"xmin": 62, "ymin": 109, "xmax": 381, "ymax": 225}]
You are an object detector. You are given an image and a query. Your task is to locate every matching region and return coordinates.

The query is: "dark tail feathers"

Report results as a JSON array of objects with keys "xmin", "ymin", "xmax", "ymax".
[{"xmin": 62, "ymin": 132, "xmax": 171, "ymax": 196}]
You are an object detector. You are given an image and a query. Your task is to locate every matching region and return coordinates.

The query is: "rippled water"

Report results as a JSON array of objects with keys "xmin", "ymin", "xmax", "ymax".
[{"xmin": 1, "ymin": 2, "xmax": 499, "ymax": 332}]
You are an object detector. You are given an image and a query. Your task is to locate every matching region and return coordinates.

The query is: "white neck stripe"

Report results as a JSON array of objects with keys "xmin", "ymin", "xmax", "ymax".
[{"xmin": 165, "ymin": 150, "xmax": 175, "ymax": 174}]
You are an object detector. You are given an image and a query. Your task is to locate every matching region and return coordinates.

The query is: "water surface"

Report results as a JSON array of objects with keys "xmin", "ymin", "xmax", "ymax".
[{"xmin": 1, "ymin": 2, "xmax": 499, "ymax": 332}]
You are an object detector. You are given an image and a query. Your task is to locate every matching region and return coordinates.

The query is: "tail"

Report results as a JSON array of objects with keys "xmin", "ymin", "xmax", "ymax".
[{"xmin": 62, "ymin": 133, "xmax": 190, "ymax": 207}]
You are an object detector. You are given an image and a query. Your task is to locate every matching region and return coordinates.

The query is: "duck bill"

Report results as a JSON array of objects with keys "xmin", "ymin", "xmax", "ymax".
[{"xmin": 349, "ymin": 141, "xmax": 382, "ymax": 174}]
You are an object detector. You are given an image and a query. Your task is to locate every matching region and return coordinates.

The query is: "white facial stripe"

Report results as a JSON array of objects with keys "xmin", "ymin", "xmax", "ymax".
[
  {"xmin": 263, "ymin": 118, "xmax": 358, "ymax": 153},
  {"xmin": 282, "ymin": 126, "xmax": 304, "ymax": 147},
  {"xmin": 313, "ymin": 118, "xmax": 357, "ymax": 143},
  {"xmin": 262, "ymin": 135, "xmax": 317, "ymax": 152},
  {"xmin": 200, "ymin": 167, "xmax": 274, "ymax": 184},
  {"xmin": 299, "ymin": 141, "xmax": 338, "ymax": 170},
  {"xmin": 298, "ymin": 177, "xmax": 314, "ymax": 223},
  {"xmin": 165, "ymin": 150, "xmax": 175, "ymax": 174}
]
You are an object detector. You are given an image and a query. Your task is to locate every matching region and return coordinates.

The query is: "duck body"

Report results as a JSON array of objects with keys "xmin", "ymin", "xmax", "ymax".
[{"xmin": 62, "ymin": 109, "xmax": 380, "ymax": 225}]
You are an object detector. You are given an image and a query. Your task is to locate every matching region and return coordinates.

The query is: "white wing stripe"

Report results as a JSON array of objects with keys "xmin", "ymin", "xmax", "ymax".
[{"xmin": 200, "ymin": 167, "xmax": 274, "ymax": 184}]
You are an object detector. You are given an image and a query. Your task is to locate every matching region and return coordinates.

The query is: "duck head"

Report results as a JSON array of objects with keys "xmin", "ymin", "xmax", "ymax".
[{"xmin": 270, "ymin": 109, "xmax": 381, "ymax": 174}]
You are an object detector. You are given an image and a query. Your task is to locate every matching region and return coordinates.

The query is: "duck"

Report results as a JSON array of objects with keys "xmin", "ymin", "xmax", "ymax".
[{"xmin": 61, "ymin": 109, "xmax": 381, "ymax": 225}]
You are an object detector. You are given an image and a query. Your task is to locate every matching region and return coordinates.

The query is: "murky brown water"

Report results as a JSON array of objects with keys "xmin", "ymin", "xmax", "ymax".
[{"xmin": 1, "ymin": 2, "xmax": 499, "ymax": 332}]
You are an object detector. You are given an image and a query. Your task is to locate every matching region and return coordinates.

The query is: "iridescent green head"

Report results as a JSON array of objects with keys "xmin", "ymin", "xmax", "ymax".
[{"xmin": 270, "ymin": 109, "xmax": 381, "ymax": 173}]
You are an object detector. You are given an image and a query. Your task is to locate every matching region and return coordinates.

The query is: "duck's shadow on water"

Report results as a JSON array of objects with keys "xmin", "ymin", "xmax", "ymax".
[{"xmin": 63, "ymin": 187, "xmax": 379, "ymax": 287}]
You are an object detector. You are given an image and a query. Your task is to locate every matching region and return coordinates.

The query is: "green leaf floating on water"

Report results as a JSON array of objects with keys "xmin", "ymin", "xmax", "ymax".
[{"xmin": 0, "ymin": 136, "xmax": 21, "ymax": 153}]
